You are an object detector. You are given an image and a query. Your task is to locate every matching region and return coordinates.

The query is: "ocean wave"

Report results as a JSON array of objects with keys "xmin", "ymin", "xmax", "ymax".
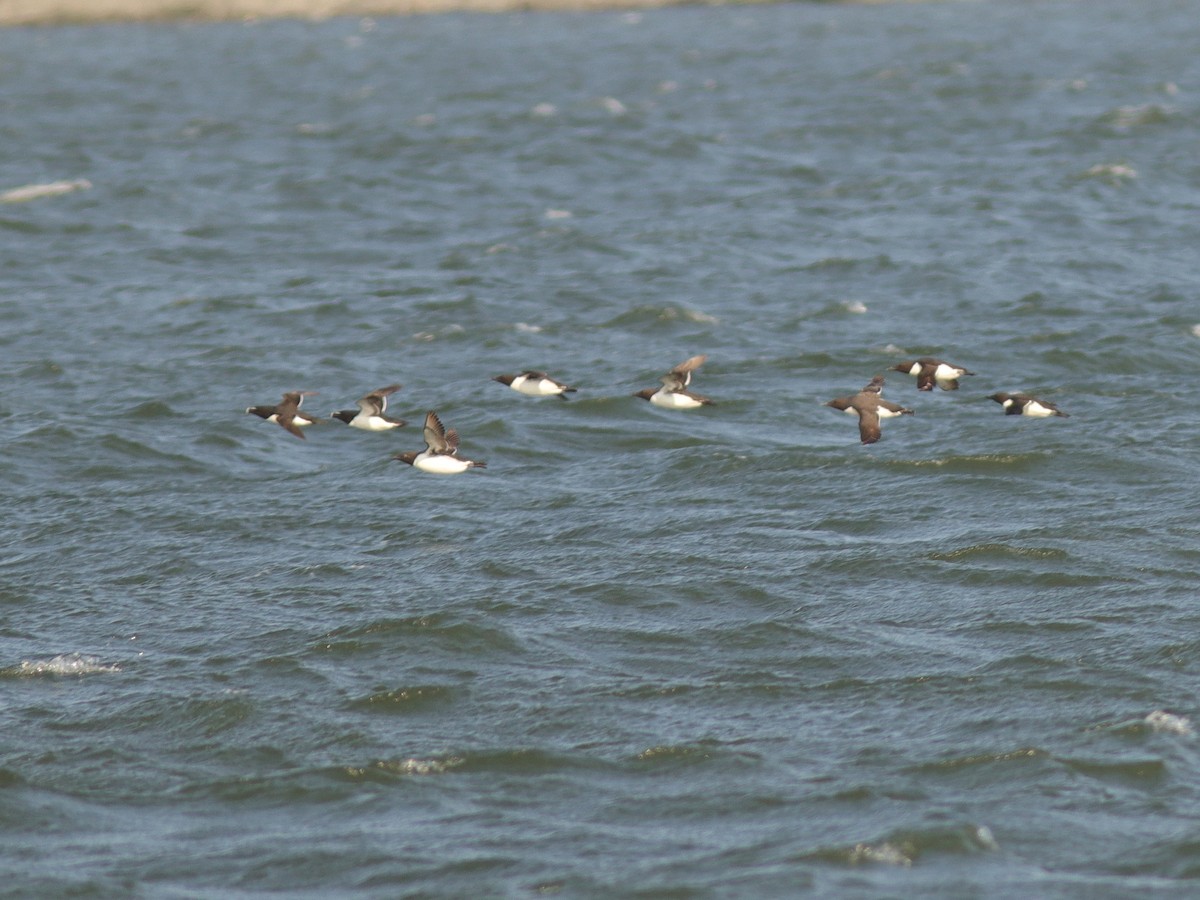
[
  {"xmin": 316, "ymin": 616, "xmax": 521, "ymax": 655},
  {"xmin": 1091, "ymin": 103, "xmax": 1175, "ymax": 133},
  {"xmin": 1143, "ymin": 710, "xmax": 1193, "ymax": 735},
  {"xmin": 632, "ymin": 742, "xmax": 762, "ymax": 769},
  {"xmin": 1060, "ymin": 755, "xmax": 1168, "ymax": 784},
  {"xmin": 432, "ymin": 747, "xmax": 606, "ymax": 776},
  {"xmin": 347, "ymin": 684, "xmax": 457, "ymax": 713},
  {"xmin": 343, "ymin": 756, "xmax": 466, "ymax": 779},
  {"xmin": 603, "ymin": 304, "xmax": 720, "ymax": 328},
  {"xmin": 1, "ymin": 653, "xmax": 121, "ymax": 677},
  {"xmin": 886, "ymin": 452, "xmax": 1052, "ymax": 471},
  {"xmin": 1079, "ymin": 162, "xmax": 1138, "ymax": 183},
  {"xmin": 1094, "ymin": 710, "xmax": 1193, "ymax": 737},
  {"xmin": 0, "ymin": 179, "xmax": 92, "ymax": 204},
  {"xmin": 908, "ymin": 747, "xmax": 1048, "ymax": 774},
  {"xmin": 930, "ymin": 543, "xmax": 1069, "ymax": 563},
  {"xmin": 124, "ymin": 399, "xmax": 177, "ymax": 419},
  {"xmin": 800, "ymin": 823, "xmax": 998, "ymax": 867}
]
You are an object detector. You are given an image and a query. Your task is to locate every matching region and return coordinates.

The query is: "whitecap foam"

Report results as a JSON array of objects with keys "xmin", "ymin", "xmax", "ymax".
[
  {"xmin": 6, "ymin": 653, "xmax": 120, "ymax": 677},
  {"xmin": 847, "ymin": 841, "xmax": 912, "ymax": 867},
  {"xmin": 1144, "ymin": 710, "xmax": 1192, "ymax": 735},
  {"xmin": 1, "ymin": 179, "xmax": 92, "ymax": 203},
  {"xmin": 1102, "ymin": 103, "xmax": 1173, "ymax": 130},
  {"xmin": 1083, "ymin": 163, "xmax": 1137, "ymax": 180},
  {"xmin": 681, "ymin": 309, "xmax": 715, "ymax": 326},
  {"xmin": 972, "ymin": 825, "xmax": 1000, "ymax": 850},
  {"xmin": 347, "ymin": 756, "xmax": 464, "ymax": 777}
]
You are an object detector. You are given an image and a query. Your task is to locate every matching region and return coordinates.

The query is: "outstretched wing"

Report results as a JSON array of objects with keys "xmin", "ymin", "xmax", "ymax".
[
  {"xmin": 857, "ymin": 409, "xmax": 882, "ymax": 445},
  {"xmin": 358, "ymin": 384, "xmax": 401, "ymax": 415},
  {"xmin": 422, "ymin": 411, "xmax": 452, "ymax": 453},
  {"xmin": 276, "ymin": 392, "xmax": 308, "ymax": 440},
  {"xmin": 668, "ymin": 354, "xmax": 707, "ymax": 388},
  {"xmin": 826, "ymin": 395, "xmax": 856, "ymax": 413}
]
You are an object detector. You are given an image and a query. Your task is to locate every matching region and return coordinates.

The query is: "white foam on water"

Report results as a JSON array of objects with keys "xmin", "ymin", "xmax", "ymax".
[
  {"xmin": 1144, "ymin": 710, "xmax": 1192, "ymax": 735},
  {"xmin": 347, "ymin": 757, "xmax": 464, "ymax": 777},
  {"xmin": 1, "ymin": 179, "xmax": 92, "ymax": 203},
  {"xmin": 847, "ymin": 841, "xmax": 912, "ymax": 867},
  {"xmin": 8, "ymin": 653, "xmax": 120, "ymax": 676},
  {"xmin": 689, "ymin": 309, "xmax": 719, "ymax": 324},
  {"xmin": 1083, "ymin": 163, "xmax": 1137, "ymax": 180},
  {"xmin": 972, "ymin": 825, "xmax": 1000, "ymax": 850},
  {"xmin": 599, "ymin": 97, "xmax": 627, "ymax": 116}
]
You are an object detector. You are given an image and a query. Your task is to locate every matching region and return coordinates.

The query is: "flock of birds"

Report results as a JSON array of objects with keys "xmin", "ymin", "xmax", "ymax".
[
  {"xmin": 245, "ymin": 354, "xmax": 1069, "ymax": 472},
  {"xmin": 827, "ymin": 357, "xmax": 1069, "ymax": 445}
]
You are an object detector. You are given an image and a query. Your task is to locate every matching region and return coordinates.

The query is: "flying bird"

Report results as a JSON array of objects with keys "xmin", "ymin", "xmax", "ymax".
[
  {"xmin": 633, "ymin": 354, "xmax": 713, "ymax": 409},
  {"xmin": 331, "ymin": 384, "xmax": 406, "ymax": 431},
  {"xmin": 246, "ymin": 391, "xmax": 321, "ymax": 439},
  {"xmin": 827, "ymin": 376, "xmax": 914, "ymax": 444},
  {"xmin": 493, "ymin": 371, "xmax": 577, "ymax": 400},
  {"xmin": 892, "ymin": 357, "xmax": 975, "ymax": 391},
  {"xmin": 393, "ymin": 411, "xmax": 487, "ymax": 474},
  {"xmin": 988, "ymin": 392, "xmax": 1069, "ymax": 418}
]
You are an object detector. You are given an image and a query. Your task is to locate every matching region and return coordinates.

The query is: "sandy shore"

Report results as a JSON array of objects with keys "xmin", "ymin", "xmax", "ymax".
[{"xmin": 3, "ymin": 0, "xmax": 822, "ymax": 26}]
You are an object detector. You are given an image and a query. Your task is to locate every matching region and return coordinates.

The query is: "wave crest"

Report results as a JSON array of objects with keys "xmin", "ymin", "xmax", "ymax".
[{"xmin": 2, "ymin": 653, "xmax": 120, "ymax": 677}]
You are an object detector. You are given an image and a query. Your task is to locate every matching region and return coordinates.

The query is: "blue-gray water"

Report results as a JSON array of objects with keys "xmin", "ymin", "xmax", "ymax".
[{"xmin": 3, "ymin": 1, "xmax": 1200, "ymax": 895}]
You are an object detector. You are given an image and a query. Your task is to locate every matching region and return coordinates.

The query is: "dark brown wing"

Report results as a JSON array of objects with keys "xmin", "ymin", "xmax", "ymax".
[
  {"xmin": 275, "ymin": 392, "xmax": 307, "ymax": 440},
  {"xmin": 667, "ymin": 354, "xmax": 707, "ymax": 388},
  {"xmin": 660, "ymin": 371, "xmax": 687, "ymax": 392},
  {"xmin": 423, "ymin": 411, "xmax": 451, "ymax": 453},
  {"xmin": 826, "ymin": 395, "xmax": 855, "ymax": 412},
  {"xmin": 281, "ymin": 389, "xmax": 316, "ymax": 407},
  {"xmin": 857, "ymin": 408, "xmax": 882, "ymax": 444},
  {"xmin": 358, "ymin": 384, "xmax": 401, "ymax": 415},
  {"xmin": 278, "ymin": 415, "xmax": 307, "ymax": 440}
]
